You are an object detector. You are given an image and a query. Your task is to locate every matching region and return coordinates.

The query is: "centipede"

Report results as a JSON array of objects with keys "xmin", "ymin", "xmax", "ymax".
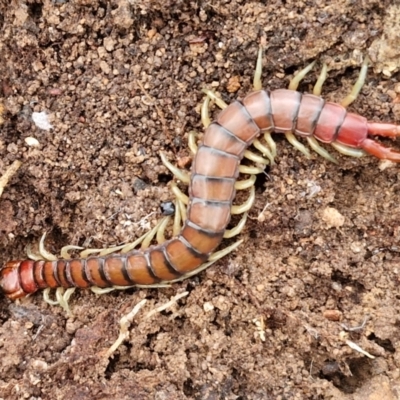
[{"xmin": 2, "ymin": 48, "xmax": 400, "ymax": 313}]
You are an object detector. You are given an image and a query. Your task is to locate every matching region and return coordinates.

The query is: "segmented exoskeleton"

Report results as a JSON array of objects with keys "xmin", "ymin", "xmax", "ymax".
[{"xmin": 2, "ymin": 48, "xmax": 400, "ymax": 312}]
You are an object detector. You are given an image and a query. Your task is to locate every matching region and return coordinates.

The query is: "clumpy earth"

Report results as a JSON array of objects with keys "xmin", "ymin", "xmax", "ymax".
[{"xmin": 1, "ymin": 0, "xmax": 400, "ymax": 399}]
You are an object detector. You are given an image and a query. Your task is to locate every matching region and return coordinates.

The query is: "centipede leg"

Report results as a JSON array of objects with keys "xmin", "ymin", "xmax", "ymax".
[
  {"xmin": 341, "ymin": 56, "xmax": 369, "ymax": 108},
  {"xmin": 288, "ymin": 61, "xmax": 316, "ymax": 91},
  {"xmin": 188, "ymin": 130, "xmax": 198, "ymax": 155},
  {"xmin": 160, "ymin": 152, "xmax": 190, "ymax": 184},
  {"xmin": 224, "ymin": 212, "xmax": 248, "ymax": 238},
  {"xmin": 243, "ymin": 149, "xmax": 270, "ymax": 165},
  {"xmin": 252, "ymin": 138, "xmax": 275, "ymax": 164},
  {"xmin": 307, "ymin": 137, "xmax": 338, "ymax": 164},
  {"xmin": 330, "ymin": 142, "xmax": 366, "ymax": 158},
  {"xmin": 170, "ymin": 181, "xmax": 189, "ymax": 205},
  {"xmin": 0, "ymin": 160, "xmax": 22, "ymax": 199},
  {"xmin": 313, "ymin": 63, "xmax": 328, "ymax": 96},
  {"xmin": 284, "ymin": 132, "xmax": 311, "ymax": 158},
  {"xmin": 26, "ymin": 232, "xmax": 57, "ymax": 262},
  {"xmin": 231, "ymin": 186, "xmax": 256, "ymax": 215},
  {"xmin": 253, "ymin": 46, "xmax": 264, "ymax": 91}
]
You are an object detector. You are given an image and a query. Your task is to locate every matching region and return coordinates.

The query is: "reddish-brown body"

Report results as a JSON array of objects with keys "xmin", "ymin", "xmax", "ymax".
[{"xmin": 2, "ymin": 88, "xmax": 400, "ymax": 299}]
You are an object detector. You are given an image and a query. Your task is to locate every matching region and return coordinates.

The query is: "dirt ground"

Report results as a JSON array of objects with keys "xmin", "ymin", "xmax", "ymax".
[{"xmin": 1, "ymin": 0, "xmax": 400, "ymax": 399}]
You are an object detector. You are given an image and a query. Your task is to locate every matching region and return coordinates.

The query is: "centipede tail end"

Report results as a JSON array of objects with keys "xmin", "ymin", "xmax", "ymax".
[{"xmin": 0, "ymin": 260, "xmax": 37, "ymax": 300}]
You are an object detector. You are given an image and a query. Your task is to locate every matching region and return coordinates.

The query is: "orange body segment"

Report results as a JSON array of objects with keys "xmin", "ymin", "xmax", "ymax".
[
  {"xmin": 295, "ymin": 94, "xmax": 325, "ymax": 137},
  {"xmin": 148, "ymin": 249, "xmax": 181, "ymax": 281},
  {"xmin": 192, "ymin": 147, "xmax": 239, "ymax": 178},
  {"xmin": 188, "ymin": 199, "xmax": 231, "ymax": 231},
  {"xmin": 190, "ymin": 175, "xmax": 236, "ymax": 202},
  {"xmin": 203, "ymin": 123, "xmax": 247, "ymax": 157},
  {"xmin": 126, "ymin": 254, "xmax": 158, "ymax": 285},
  {"xmin": 42, "ymin": 261, "xmax": 59, "ymax": 288},
  {"xmin": 85, "ymin": 258, "xmax": 109, "ymax": 288},
  {"xmin": 164, "ymin": 238, "xmax": 206, "ymax": 273},
  {"xmin": 181, "ymin": 222, "xmax": 224, "ymax": 254},
  {"xmin": 270, "ymin": 89, "xmax": 301, "ymax": 132},
  {"xmin": 242, "ymin": 90, "xmax": 274, "ymax": 131},
  {"xmin": 103, "ymin": 256, "xmax": 132, "ymax": 286},
  {"xmin": 217, "ymin": 101, "xmax": 260, "ymax": 142},
  {"xmin": 313, "ymin": 102, "xmax": 346, "ymax": 143},
  {"xmin": 69, "ymin": 260, "xmax": 91, "ymax": 288}
]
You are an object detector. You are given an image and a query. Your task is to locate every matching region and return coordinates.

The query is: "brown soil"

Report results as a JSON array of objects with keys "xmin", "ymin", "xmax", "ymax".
[{"xmin": 1, "ymin": 1, "xmax": 400, "ymax": 399}]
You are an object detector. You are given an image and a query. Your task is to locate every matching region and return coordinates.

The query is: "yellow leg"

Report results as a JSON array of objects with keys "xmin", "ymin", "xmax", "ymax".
[
  {"xmin": 313, "ymin": 63, "xmax": 328, "ymax": 96},
  {"xmin": 0, "ymin": 160, "xmax": 22, "ymax": 199},
  {"xmin": 160, "ymin": 152, "xmax": 190, "ymax": 184},
  {"xmin": 235, "ymin": 175, "xmax": 256, "ymax": 190},
  {"xmin": 306, "ymin": 137, "xmax": 337, "ymax": 164},
  {"xmin": 172, "ymin": 198, "xmax": 182, "ymax": 237},
  {"xmin": 201, "ymin": 95, "xmax": 212, "ymax": 128},
  {"xmin": 253, "ymin": 46, "xmax": 264, "ymax": 91},
  {"xmin": 224, "ymin": 213, "xmax": 248, "ymax": 238},
  {"xmin": 231, "ymin": 186, "xmax": 255, "ymax": 214},
  {"xmin": 170, "ymin": 181, "xmax": 189, "ymax": 205},
  {"xmin": 243, "ymin": 149, "xmax": 270, "ymax": 165},
  {"xmin": 264, "ymin": 132, "xmax": 277, "ymax": 158},
  {"xmin": 285, "ymin": 132, "xmax": 311, "ymax": 158},
  {"xmin": 201, "ymin": 89, "xmax": 228, "ymax": 110},
  {"xmin": 331, "ymin": 142, "xmax": 366, "ymax": 158},
  {"xmin": 288, "ymin": 61, "xmax": 316, "ymax": 91},
  {"xmin": 155, "ymin": 216, "xmax": 172, "ymax": 244},
  {"xmin": 239, "ymin": 165, "xmax": 265, "ymax": 175},
  {"xmin": 341, "ymin": 56, "xmax": 369, "ymax": 108},
  {"xmin": 188, "ymin": 131, "xmax": 198, "ymax": 155},
  {"xmin": 252, "ymin": 138, "xmax": 275, "ymax": 164}
]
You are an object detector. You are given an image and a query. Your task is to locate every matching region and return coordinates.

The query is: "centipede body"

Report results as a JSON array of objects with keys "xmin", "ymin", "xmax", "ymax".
[{"xmin": 2, "ymin": 68, "xmax": 400, "ymax": 301}]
